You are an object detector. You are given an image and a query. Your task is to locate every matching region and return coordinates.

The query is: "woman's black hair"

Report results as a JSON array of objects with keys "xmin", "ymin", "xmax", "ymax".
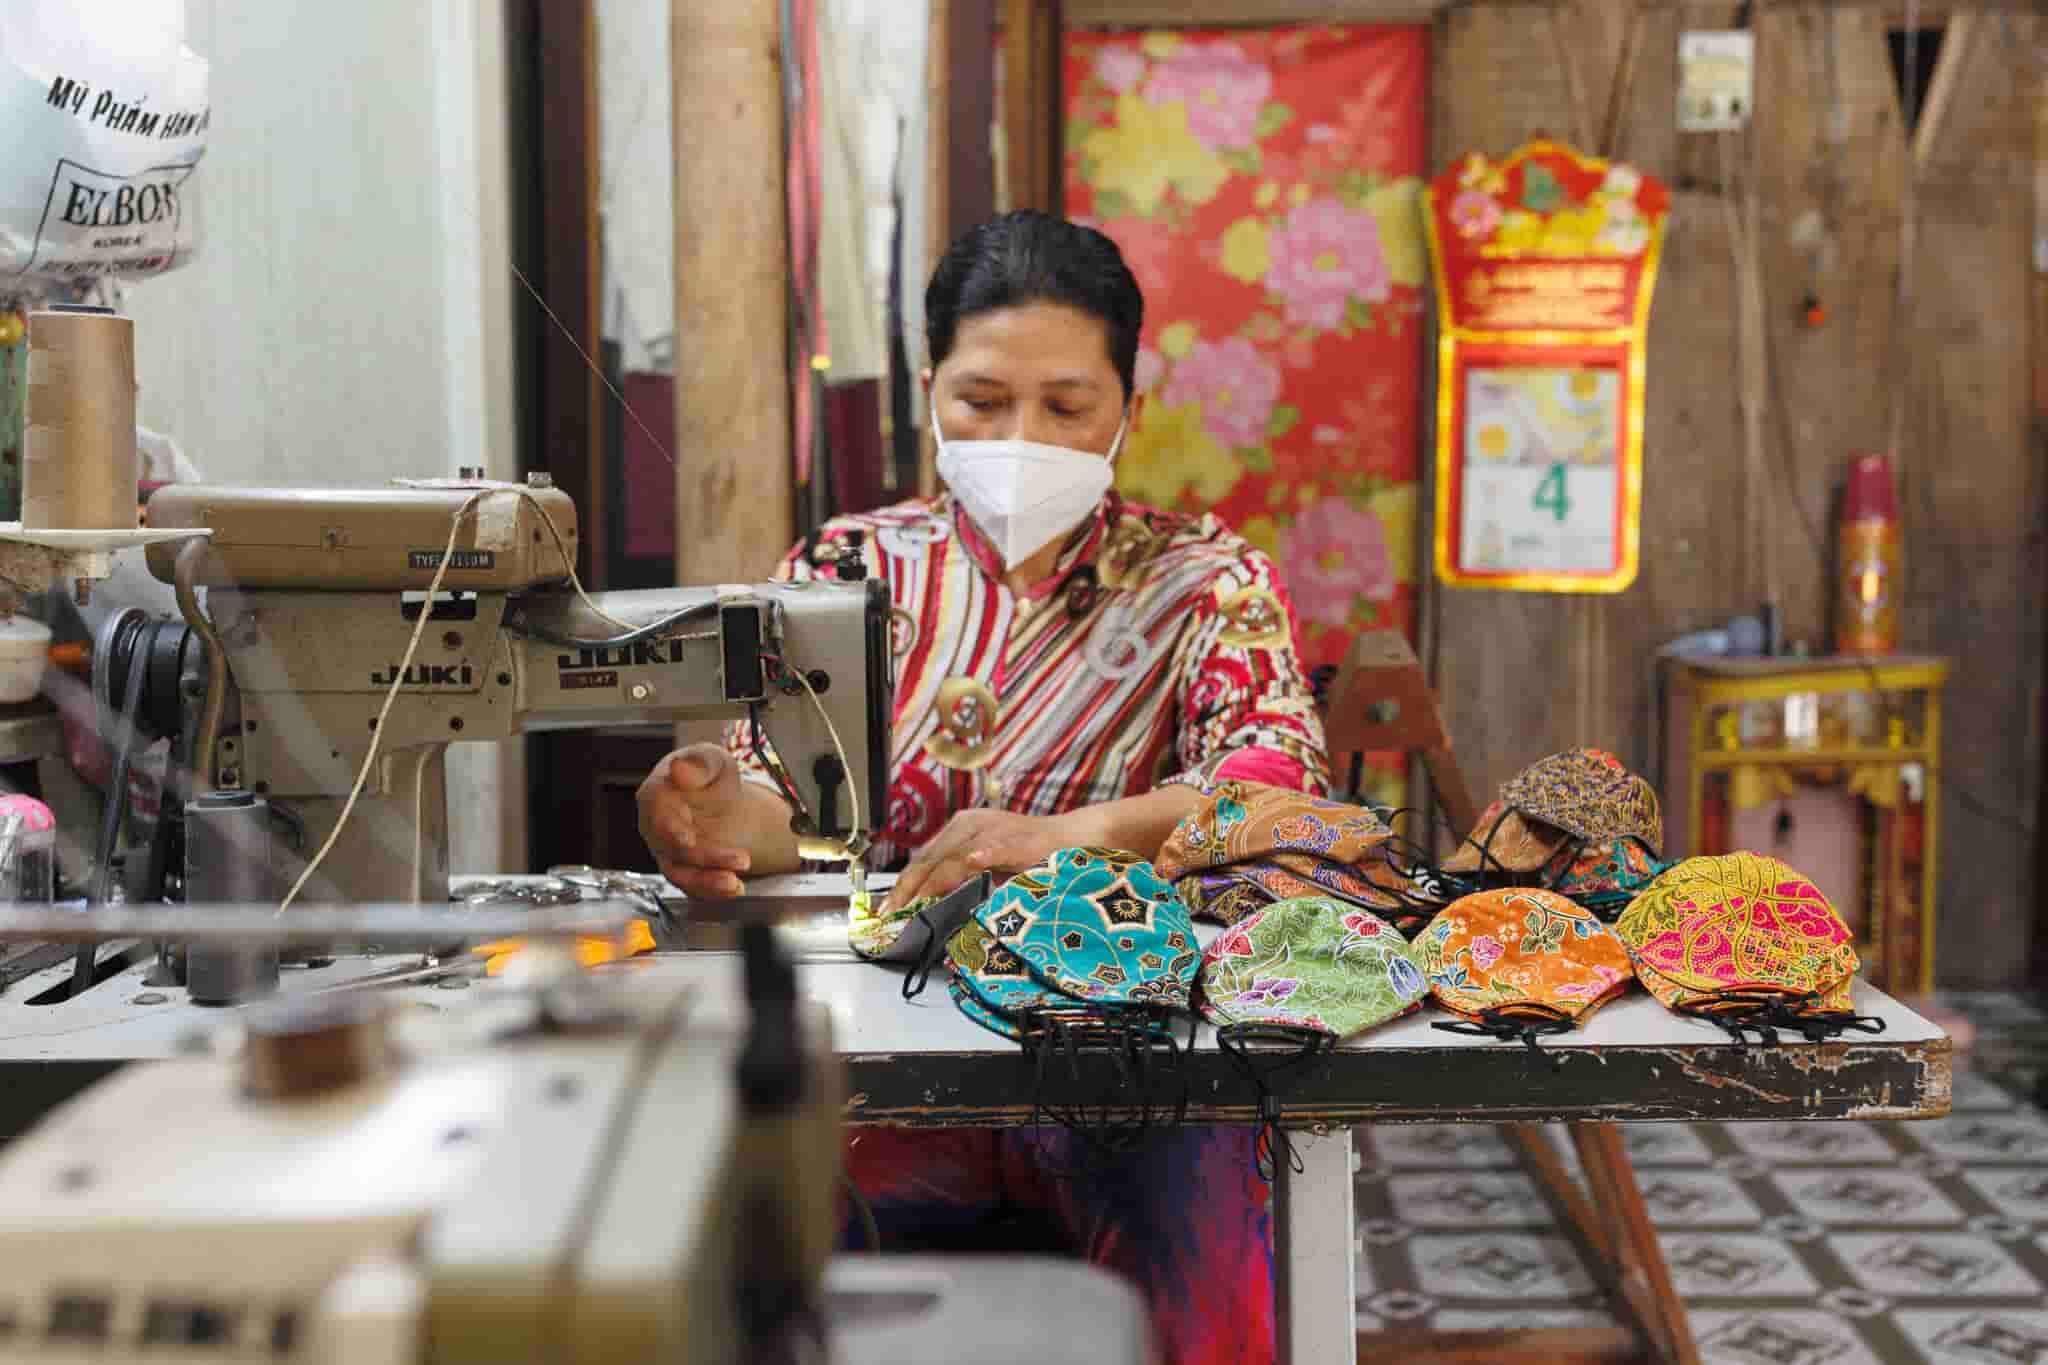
[{"xmin": 925, "ymin": 210, "xmax": 1145, "ymax": 400}]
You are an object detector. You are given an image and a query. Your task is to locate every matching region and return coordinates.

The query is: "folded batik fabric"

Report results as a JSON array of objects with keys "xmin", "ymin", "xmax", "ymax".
[{"xmin": 1157, "ymin": 781, "xmax": 1404, "ymax": 926}]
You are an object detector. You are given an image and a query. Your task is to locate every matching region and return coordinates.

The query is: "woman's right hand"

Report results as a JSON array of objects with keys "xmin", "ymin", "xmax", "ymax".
[{"xmin": 635, "ymin": 744, "xmax": 758, "ymax": 899}]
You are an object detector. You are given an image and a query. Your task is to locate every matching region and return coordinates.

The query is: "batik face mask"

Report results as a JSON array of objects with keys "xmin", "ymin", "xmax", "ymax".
[
  {"xmin": 1542, "ymin": 836, "xmax": 1671, "ymax": 919},
  {"xmin": 1157, "ymin": 781, "xmax": 1404, "ymax": 924},
  {"xmin": 1413, "ymin": 889, "xmax": 1636, "ymax": 1052},
  {"xmin": 947, "ymin": 846, "xmax": 1198, "ymax": 1034},
  {"xmin": 948, "ymin": 848, "xmax": 1199, "ymax": 1153},
  {"xmin": 1199, "ymin": 897, "xmax": 1427, "ymax": 1037},
  {"xmin": 1198, "ymin": 896, "xmax": 1425, "ymax": 1180},
  {"xmin": 1614, "ymin": 852, "xmax": 1880, "ymax": 1045},
  {"xmin": 1443, "ymin": 748, "xmax": 1664, "ymax": 879}
]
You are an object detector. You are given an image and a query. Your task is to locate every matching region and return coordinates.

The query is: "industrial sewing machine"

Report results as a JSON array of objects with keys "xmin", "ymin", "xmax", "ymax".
[
  {"xmin": 0, "ymin": 905, "xmax": 846, "ymax": 1365},
  {"xmin": 104, "ymin": 477, "xmax": 891, "ymax": 907}
]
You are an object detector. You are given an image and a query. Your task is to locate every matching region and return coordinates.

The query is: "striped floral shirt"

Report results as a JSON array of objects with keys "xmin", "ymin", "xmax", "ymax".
[{"xmin": 729, "ymin": 492, "xmax": 1330, "ymax": 866}]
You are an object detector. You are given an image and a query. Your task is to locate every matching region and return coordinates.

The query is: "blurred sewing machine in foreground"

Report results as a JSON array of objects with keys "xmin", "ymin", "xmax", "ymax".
[
  {"xmin": 108, "ymin": 478, "xmax": 891, "ymax": 907},
  {"xmin": 0, "ymin": 906, "xmax": 1151, "ymax": 1365}
]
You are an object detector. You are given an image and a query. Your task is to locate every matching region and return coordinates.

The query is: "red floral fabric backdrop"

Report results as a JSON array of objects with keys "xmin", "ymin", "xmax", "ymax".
[{"xmin": 1062, "ymin": 25, "xmax": 1429, "ymax": 690}]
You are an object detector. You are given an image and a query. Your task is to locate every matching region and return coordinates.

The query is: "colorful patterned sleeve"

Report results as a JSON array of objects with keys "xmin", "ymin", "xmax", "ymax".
[{"xmin": 1159, "ymin": 546, "xmax": 1332, "ymax": 797}]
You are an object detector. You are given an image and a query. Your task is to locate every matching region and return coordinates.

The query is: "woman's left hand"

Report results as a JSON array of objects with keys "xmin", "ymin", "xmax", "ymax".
[{"xmin": 882, "ymin": 808, "xmax": 1086, "ymax": 913}]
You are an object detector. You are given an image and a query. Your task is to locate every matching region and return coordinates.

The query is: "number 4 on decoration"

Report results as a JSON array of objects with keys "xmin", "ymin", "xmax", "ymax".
[{"xmin": 1534, "ymin": 463, "xmax": 1571, "ymax": 524}]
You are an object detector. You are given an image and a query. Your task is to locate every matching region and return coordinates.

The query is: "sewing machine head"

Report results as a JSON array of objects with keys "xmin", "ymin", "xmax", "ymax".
[{"xmin": 133, "ymin": 481, "xmax": 891, "ymax": 905}]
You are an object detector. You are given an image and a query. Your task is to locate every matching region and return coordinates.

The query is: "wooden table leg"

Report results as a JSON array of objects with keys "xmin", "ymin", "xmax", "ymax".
[
  {"xmin": 1568, "ymin": 1123, "xmax": 1702, "ymax": 1365},
  {"xmin": 1276, "ymin": 1127, "xmax": 1357, "ymax": 1365}
]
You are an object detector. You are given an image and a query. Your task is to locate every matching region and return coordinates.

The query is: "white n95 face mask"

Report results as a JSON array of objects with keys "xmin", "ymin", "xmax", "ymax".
[{"xmin": 932, "ymin": 398, "xmax": 1124, "ymax": 569}]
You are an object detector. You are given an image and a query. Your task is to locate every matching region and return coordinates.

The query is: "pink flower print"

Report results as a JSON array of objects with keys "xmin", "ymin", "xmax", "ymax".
[
  {"xmin": 1280, "ymin": 497, "xmax": 1395, "ymax": 627},
  {"xmin": 1161, "ymin": 334, "xmax": 1281, "ymax": 450},
  {"xmin": 1134, "ymin": 346, "xmax": 1166, "ymax": 396},
  {"xmin": 1450, "ymin": 189, "xmax": 1503, "ymax": 240},
  {"xmin": 1553, "ymin": 981, "xmax": 1595, "ymax": 999},
  {"xmin": 1266, "ymin": 197, "xmax": 1390, "ymax": 330},
  {"xmin": 1341, "ymin": 913, "xmax": 1383, "ymax": 939},
  {"xmin": 1470, "ymin": 935, "xmax": 1505, "ymax": 971},
  {"xmin": 1217, "ymin": 924, "xmax": 1257, "ymax": 958},
  {"xmin": 1094, "ymin": 44, "xmax": 1147, "ymax": 93},
  {"xmin": 1143, "ymin": 41, "xmax": 1273, "ymax": 150}
]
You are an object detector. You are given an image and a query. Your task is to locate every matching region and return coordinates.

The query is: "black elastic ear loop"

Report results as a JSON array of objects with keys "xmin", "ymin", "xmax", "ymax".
[
  {"xmin": 898, "ymin": 908, "xmax": 948, "ymax": 1000},
  {"xmin": 1452, "ymin": 802, "xmax": 1524, "ymax": 887},
  {"xmin": 1375, "ymin": 831, "xmax": 1470, "ymax": 930},
  {"xmin": 1677, "ymin": 989, "xmax": 1887, "ymax": 1050},
  {"xmin": 1218, "ymin": 1025, "xmax": 1336, "ymax": 1182},
  {"xmin": 1433, "ymin": 1005, "xmax": 1575, "ymax": 1069}
]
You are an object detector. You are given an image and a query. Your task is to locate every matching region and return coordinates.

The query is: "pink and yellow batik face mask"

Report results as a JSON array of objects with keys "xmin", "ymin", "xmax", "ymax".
[{"xmin": 1615, "ymin": 852, "xmax": 1882, "ymax": 1045}]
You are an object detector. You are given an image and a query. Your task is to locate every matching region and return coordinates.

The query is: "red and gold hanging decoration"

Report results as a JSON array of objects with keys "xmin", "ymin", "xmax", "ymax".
[{"xmin": 1424, "ymin": 140, "xmax": 1668, "ymax": 593}]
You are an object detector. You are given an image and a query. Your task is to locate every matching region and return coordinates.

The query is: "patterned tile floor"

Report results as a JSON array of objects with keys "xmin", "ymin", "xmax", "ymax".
[{"xmin": 1352, "ymin": 992, "xmax": 2048, "ymax": 1364}]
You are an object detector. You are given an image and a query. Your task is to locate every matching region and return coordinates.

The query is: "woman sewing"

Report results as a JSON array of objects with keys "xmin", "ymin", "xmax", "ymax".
[{"xmin": 637, "ymin": 210, "xmax": 1329, "ymax": 1365}]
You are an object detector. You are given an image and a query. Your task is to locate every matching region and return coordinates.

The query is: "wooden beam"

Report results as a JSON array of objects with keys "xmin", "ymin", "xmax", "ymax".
[
  {"xmin": 1911, "ymin": 10, "xmax": 1985, "ymax": 170},
  {"xmin": 1002, "ymin": 0, "xmax": 1064, "ymax": 213},
  {"xmin": 672, "ymin": 0, "xmax": 794, "ymax": 582},
  {"xmin": 534, "ymin": 0, "xmax": 605, "ymax": 586}
]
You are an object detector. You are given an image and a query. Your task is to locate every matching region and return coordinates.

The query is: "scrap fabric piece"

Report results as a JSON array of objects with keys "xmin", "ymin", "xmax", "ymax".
[
  {"xmin": 849, "ymin": 895, "xmax": 928, "ymax": 960},
  {"xmin": 1615, "ymin": 852, "xmax": 1861, "ymax": 1012},
  {"xmin": 1444, "ymin": 747, "xmax": 1663, "ymax": 874},
  {"xmin": 1199, "ymin": 897, "xmax": 1426, "ymax": 1037},
  {"xmin": 1413, "ymin": 888, "xmax": 1635, "ymax": 1022},
  {"xmin": 1158, "ymin": 780, "xmax": 1403, "ymax": 924}
]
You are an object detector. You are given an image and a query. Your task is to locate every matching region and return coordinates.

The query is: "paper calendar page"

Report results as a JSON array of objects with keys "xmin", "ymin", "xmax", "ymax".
[{"xmin": 1459, "ymin": 367, "xmax": 1621, "ymax": 576}]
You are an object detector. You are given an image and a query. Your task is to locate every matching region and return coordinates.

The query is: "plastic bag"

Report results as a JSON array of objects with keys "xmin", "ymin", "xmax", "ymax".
[{"xmin": 0, "ymin": 0, "xmax": 208, "ymax": 286}]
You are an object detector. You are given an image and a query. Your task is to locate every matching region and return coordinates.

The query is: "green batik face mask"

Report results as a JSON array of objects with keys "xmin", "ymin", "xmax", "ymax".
[{"xmin": 1198, "ymin": 896, "xmax": 1427, "ymax": 1179}]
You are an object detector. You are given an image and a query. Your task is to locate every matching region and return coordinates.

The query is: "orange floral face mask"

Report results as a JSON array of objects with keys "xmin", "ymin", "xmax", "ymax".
[{"xmin": 1410, "ymin": 889, "xmax": 1635, "ymax": 1053}]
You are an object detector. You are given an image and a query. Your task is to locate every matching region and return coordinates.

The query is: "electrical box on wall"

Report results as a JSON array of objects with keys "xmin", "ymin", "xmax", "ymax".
[{"xmin": 1678, "ymin": 31, "xmax": 1755, "ymax": 132}]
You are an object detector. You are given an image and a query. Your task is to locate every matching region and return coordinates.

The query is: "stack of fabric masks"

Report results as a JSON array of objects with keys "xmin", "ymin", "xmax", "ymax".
[
  {"xmin": 1614, "ymin": 851, "xmax": 1884, "ymax": 1047},
  {"xmin": 1413, "ymin": 889, "xmax": 1635, "ymax": 1058},
  {"xmin": 1197, "ymin": 895, "xmax": 1427, "ymax": 1175},
  {"xmin": 946, "ymin": 847, "xmax": 1201, "ymax": 1147},
  {"xmin": 1443, "ymin": 748, "xmax": 1670, "ymax": 918},
  {"xmin": 1156, "ymin": 781, "xmax": 1442, "ymax": 934}
]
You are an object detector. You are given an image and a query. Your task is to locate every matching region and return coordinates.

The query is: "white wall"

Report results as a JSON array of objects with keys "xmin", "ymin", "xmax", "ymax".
[{"xmin": 121, "ymin": 0, "xmax": 526, "ymax": 873}]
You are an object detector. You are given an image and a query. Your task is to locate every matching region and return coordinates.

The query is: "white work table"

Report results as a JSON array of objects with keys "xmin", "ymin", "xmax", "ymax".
[{"xmin": 0, "ymin": 888, "xmax": 1952, "ymax": 1365}]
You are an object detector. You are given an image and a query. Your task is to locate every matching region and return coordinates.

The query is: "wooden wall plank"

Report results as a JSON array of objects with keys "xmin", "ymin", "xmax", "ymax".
[
  {"xmin": 1430, "ymin": 3, "xmax": 2041, "ymax": 984},
  {"xmin": 1900, "ymin": 187, "xmax": 2040, "ymax": 987},
  {"xmin": 672, "ymin": 0, "xmax": 794, "ymax": 581},
  {"xmin": 1431, "ymin": 3, "xmax": 1595, "ymax": 804}
]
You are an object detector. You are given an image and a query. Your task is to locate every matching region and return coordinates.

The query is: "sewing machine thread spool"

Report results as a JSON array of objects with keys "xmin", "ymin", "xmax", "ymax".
[
  {"xmin": 184, "ymin": 790, "xmax": 282, "ymax": 1005},
  {"xmin": 22, "ymin": 305, "xmax": 138, "ymax": 532}
]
